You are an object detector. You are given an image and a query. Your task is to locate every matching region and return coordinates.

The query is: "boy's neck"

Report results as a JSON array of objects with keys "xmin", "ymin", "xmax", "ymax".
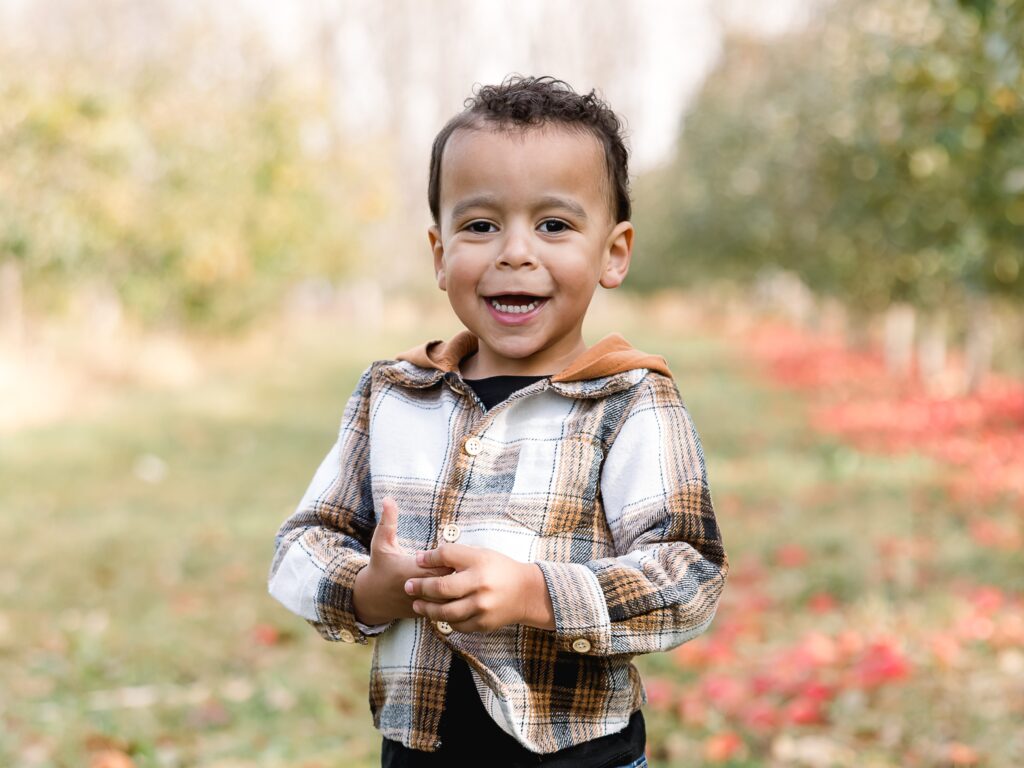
[{"xmin": 459, "ymin": 334, "xmax": 589, "ymax": 379}]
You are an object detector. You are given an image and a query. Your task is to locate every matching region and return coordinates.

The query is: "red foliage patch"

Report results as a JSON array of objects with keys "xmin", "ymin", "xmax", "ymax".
[{"xmin": 738, "ymin": 320, "xmax": 1024, "ymax": 511}]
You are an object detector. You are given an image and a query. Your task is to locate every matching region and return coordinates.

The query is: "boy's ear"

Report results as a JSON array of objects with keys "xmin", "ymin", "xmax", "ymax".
[
  {"xmin": 427, "ymin": 225, "xmax": 446, "ymax": 291},
  {"xmin": 599, "ymin": 221, "xmax": 634, "ymax": 290}
]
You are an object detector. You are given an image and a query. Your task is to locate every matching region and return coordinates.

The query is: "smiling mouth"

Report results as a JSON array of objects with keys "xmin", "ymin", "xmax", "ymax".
[{"xmin": 485, "ymin": 294, "xmax": 549, "ymax": 314}]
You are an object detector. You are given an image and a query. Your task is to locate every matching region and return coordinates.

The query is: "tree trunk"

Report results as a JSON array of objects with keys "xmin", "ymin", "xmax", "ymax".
[
  {"xmin": 843, "ymin": 305, "xmax": 872, "ymax": 352},
  {"xmin": 964, "ymin": 292, "xmax": 993, "ymax": 395},
  {"xmin": 819, "ymin": 296, "xmax": 848, "ymax": 338},
  {"xmin": 0, "ymin": 258, "xmax": 24, "ymax": 348},
  {"xmin": 917, "ymin": 309, "xmax": 948, "ymax": 395},
  {"xmin": 883, "ymin": 301, "xmax": 915, "ymax": 379}
]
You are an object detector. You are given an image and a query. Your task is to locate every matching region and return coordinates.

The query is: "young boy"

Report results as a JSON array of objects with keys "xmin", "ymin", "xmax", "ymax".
[{"xmin": 268, "ymin": 75, "xmax": 729, "ymax": 767}]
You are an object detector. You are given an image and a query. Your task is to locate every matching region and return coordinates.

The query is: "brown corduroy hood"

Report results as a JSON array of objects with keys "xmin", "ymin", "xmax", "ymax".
[{"xmin": 395, "ymin": 330, "xmax": 672, "ymax": 383}]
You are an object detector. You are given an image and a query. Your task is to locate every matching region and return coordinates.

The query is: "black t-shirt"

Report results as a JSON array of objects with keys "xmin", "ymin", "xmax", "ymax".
[
  {"xmin": 462, "ymin": 374, "xmax": 550, "ymax": 411},
  {"xmin": 381, "ymin": 374, "xmax": 646, "ymax": 768}
]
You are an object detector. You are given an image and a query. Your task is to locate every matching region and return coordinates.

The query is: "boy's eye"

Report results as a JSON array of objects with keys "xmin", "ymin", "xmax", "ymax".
[
  {"xmin": 466, "ymin": 221, "xmax": 497, "ymax": 234},
  {"xmin": 539, "ymin": 219, "xmax": 569, "ymax": 233}
]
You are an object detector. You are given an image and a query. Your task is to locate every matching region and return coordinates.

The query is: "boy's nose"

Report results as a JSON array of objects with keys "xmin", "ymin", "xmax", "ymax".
[{"xmin": 496, "ymin": 227, "xmax": 537, "ymax": 269}]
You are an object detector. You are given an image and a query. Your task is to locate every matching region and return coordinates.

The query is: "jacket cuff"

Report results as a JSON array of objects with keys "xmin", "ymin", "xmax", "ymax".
[
  {"xmin": 313, "ymin": 554, "xmax": 375, "ymax": 644},
  {"xmin": 355, "ymin": 618, "xmax": 396, "ymax": 636},
  {"xmin": 534, "ymin": 560, "xmax": 611, "ymax": 656}
]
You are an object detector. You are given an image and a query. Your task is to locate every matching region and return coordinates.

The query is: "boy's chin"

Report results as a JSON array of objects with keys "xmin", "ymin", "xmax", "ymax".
[{"xmin": 479, "ymin": 334, "xmax": 547, "ymax": 359}]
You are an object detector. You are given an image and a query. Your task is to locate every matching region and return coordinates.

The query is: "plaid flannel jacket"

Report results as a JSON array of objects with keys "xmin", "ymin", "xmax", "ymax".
[{"xmin": 267, "ymin": 331, "xmax": 729, "ymax": 753}]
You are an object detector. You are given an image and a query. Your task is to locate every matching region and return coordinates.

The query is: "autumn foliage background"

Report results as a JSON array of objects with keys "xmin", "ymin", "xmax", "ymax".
[{"xmin": 1, "ymin": 1, "xmax": 1022, "ymax": 766}]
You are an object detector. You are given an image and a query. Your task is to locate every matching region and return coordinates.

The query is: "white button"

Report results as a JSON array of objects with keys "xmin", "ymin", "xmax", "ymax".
[
  {"xmin": 436, "ymin": 621, "xmax": 454, "ymax": 635},
  {"xmin": 442, "ymin": 523, "xmax": 461, "ymax": 543},
  {"xmin": 571, "ymin": 638, "xmax": 591, "ymax": 653},
  {"xmin": 463, "ymin": 436, "xmax": 482, "ymax": 456},
  {"xmin": 339, "ymin": 629, "xmax": 355, "ymax": 643}
]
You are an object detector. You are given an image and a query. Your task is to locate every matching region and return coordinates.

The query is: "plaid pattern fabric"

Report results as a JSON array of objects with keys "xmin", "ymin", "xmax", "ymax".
[{"xmin": 268, "ymin": 353, "xmax": 729, "ymax": 753}]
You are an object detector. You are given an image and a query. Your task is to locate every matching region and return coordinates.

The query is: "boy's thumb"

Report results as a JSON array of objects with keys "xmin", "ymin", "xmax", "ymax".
[{"xmin": 377, "ymin": 496, "xmax": 400, "ymax": 546}]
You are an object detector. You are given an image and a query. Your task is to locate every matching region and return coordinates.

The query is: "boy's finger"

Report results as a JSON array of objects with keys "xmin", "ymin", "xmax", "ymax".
[
  {"xmin": 412, "ymin": 597, "xmax": 475, "ymax": 624},
  {"xmin": 419, "ymin": 566, "xmax": 456, "ymax": 578},
  {"xmin": 405, "ymin": 571, "xmax": 475, "ymax": 601},
  {"xmin": 416, "ymin": 543, "xmax": 476, "ymax": 570}
]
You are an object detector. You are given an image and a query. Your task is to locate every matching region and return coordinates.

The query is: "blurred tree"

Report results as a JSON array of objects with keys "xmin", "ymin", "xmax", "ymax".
[
  {"xmin": 634, "ymin": 0, "xmax": 1023, "ymax": 390},
  {"xmin": 0, "ymin": 1, "xmax": 379, "ymax": 332}
]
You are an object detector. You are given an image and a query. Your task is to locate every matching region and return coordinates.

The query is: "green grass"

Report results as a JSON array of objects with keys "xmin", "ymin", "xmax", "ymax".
[{"xmin": 1, "ymin": 318, "xmax": 1019, "ymax": 767}]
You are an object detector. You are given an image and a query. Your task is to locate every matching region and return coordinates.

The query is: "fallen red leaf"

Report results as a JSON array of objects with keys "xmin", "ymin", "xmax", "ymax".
[
  {"xmin": 703, "ymin": 731, "xmax": 744, "ymax": 762},
  {"xmin": 945, "ymin": 741, "xmax": 981, "ymax": 765},
  {"xmin": 852, "ymin": 639, "xmax": 911, "ymax": 689},
  {"xmin": 251, "ymin": 623, "xmax": 281, "ymax": 646},
  {"xmin": 740, "ymin": 700, "xmax": 779, "ymax": 733},
  {"xmin": 89, "ymin": 751, "xmax": 136, "ymax": 768},
  {"xmin": 807, "ymin": 591, "xmax": 838, "ymax": 613},
  {"xmin": 783, "ymin": 695, "xmax": 829, "ymax": 725},
  {"xmin": 775, "ymin": 543, "xmax": 809, "ymax": 568},
  {"xmin": 643, "ymin": 677, "xmax": 674, "ymax": 711}
]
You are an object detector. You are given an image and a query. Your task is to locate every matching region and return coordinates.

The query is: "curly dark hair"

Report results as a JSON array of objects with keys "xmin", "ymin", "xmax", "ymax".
[{"xmin": 427, "ymin": 74, "xmax": 631, "ymax": 228}]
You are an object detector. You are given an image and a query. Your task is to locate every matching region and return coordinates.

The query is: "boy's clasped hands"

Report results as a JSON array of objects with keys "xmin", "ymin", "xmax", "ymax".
[{"xmin": 353, "ymin": 497, "xmax": 556, "ymax": 633}]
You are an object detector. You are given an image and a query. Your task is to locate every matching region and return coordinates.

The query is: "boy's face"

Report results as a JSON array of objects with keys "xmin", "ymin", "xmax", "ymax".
[{"xmin": 428, "ymin": 124, "xmax": 633, "ymax": 377}]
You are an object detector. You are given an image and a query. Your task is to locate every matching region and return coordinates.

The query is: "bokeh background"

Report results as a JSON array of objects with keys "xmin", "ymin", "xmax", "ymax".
[{"xmin": 2, "ymin": 1, "xmax": 1022, "ymax": 766}]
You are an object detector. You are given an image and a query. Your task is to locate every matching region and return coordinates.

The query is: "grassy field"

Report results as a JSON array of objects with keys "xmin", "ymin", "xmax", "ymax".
[{"xmin": 2, "ymin": 311, "xmax": 1020, "ymax": 767}]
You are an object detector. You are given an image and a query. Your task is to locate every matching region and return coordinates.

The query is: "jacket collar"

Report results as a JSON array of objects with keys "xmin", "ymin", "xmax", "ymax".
[{"xmin": 378, "ymin": 330, "xmax": 672, "ymax": 399}]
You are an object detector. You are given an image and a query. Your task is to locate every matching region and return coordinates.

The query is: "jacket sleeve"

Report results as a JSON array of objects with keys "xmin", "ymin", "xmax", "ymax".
[
  {"xmin": 535, "ymin": 373, "xmax": 729, "ymax": 657},
  {"xmin": 266, "ymin": 364, "xmax": 392, "ymax": 644}
]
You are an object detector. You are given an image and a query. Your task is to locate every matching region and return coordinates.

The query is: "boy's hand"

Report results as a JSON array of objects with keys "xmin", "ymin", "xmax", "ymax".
[
  {"xmin": 352, "ymin": 497, "xmax": 453, "ymax": 626},
  {"xmin": 404, "ymin": 544, "xmax": 556, "ymax": 633}
]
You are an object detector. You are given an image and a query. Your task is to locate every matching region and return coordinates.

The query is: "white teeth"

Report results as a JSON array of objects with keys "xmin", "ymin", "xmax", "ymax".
[{"xmin": 490, "ymin": 298, "xmax": 540, "ymax": 314}]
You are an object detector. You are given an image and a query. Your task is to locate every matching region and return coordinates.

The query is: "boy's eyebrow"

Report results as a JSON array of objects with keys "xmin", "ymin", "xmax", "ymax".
[
  {"xmin": 536, "ymin": 196, "xmax": 589, "ymax": 221},
  {"xmin": 449, "ymin": 194, "xmax": 589, "ymax": 223},
  {"xmin": 449, "ymin": 194, "xmax": 501, "ymax": 223}
]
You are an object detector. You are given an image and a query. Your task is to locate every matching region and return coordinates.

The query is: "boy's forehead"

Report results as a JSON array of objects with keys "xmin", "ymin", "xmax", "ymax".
[{"xmin": 440, "ymin": 124, "xmax": 611, "ymax": 219}]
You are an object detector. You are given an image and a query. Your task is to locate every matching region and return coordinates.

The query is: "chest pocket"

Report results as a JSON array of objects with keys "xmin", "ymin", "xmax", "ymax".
[{"xmin": 503, "ymin": 435, "xmax": 604, "ymax": 536}]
